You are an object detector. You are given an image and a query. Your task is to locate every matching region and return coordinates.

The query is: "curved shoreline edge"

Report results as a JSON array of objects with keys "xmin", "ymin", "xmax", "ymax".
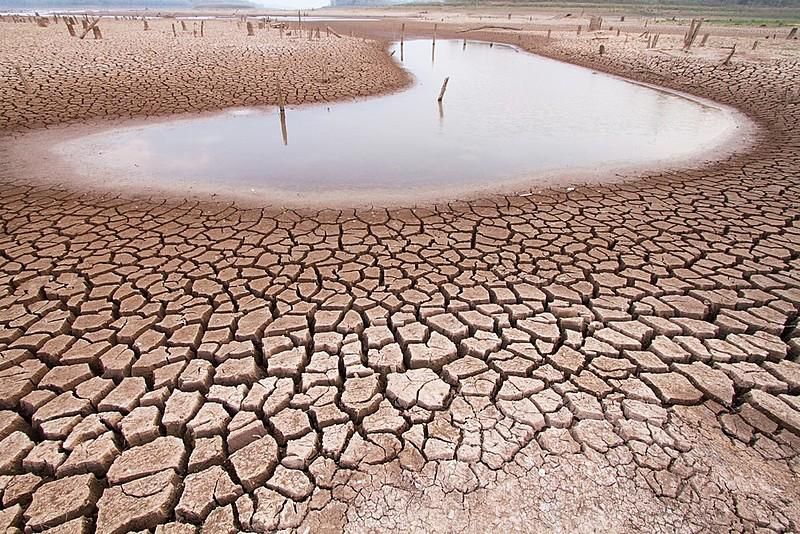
[{"xmin": 2, "ymin": 31, "xmax": 764, "ymax": 210}]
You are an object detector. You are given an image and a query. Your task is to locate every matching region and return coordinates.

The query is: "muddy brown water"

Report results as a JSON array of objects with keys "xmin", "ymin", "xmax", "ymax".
[{"xmin": 35, "ymin": 39, "xmax": 750, "ymax": 204}]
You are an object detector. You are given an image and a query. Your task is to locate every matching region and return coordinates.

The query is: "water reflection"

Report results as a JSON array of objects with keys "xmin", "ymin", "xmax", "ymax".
[
  {"xmin": 52, "ymin": 40, "xmax": 744, "ymax": 199},
  {"xmin": 279, "ymin": 110, "xmax": 288, "ymax": 146}
]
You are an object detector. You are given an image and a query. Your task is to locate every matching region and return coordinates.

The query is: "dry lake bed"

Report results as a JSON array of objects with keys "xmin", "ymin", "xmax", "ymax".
[{"xmin": 0, "ymin": 8, "xmax": 800, "ymax": 533}]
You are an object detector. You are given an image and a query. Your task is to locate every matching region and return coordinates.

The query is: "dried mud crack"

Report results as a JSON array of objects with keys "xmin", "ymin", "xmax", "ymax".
[{"xmin": 0, "ymin": 14, "xmax": 800, "ymax": 534}]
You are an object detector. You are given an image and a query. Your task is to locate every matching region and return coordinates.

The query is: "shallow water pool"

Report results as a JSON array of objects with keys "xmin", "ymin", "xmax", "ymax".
[{"xmin": 46, "ymin": 39, "xmax": 749, "ymax": 204}]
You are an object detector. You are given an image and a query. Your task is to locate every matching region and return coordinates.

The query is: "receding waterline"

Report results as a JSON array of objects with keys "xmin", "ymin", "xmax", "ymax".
[{"xmin": 30, "ymin": 39, "xmax": 751, "ymax": 204}]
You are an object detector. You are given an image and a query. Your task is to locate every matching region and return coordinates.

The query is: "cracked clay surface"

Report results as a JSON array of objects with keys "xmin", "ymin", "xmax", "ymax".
[{"xmin": 0, "ymin": 14, "xmax": 799, "ymax": 534}]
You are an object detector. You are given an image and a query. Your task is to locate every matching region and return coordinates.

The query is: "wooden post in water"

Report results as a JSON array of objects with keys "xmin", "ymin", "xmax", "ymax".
[
  {"xmin": 752, "ymin": 40, "xmax": 758, "ymax": 50},
  {"xmin": 437, "ymin": 77, "xmax": 449, "ymax": 102},
  {"xmin": 547, "ymin": 29, "xmax": 551, "ymax": 39},
  {"xmin": 433, "ymin": 23, "xmax": 437, "ymax": 46},
  {"xmin": 276, "ymin": 78, "xmax": 287, "ymax": 145},
  {"xmin": 279, "ymin": 109, "xmax": 288, "ymax": 146},
  {"xmin": 577, "ymin": 25, "xmax": 581, "ymax": 35}
]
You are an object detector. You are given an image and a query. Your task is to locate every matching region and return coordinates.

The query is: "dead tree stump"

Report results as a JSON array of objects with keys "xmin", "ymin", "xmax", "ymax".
[
  {"xmin": 722, "ymin": 44, "xmax": 736, "ymax": 66},
  {"xmin": 683, "ymin": 18, "xmax": 702, "ymax": 50}
]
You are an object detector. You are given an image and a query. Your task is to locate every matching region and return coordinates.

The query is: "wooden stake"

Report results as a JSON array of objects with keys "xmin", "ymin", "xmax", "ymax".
[
  {"xmin": 66, "ymin": 21, "xmax": 75, "ymax": 37},
  {"xmin": 172, "ymin": 23, "xmax": 176, "ymax": 37},
  {"xmin": 181, "ymin": 20, "xmax": 187, "ymax": 31},
  {"xmin": 143, "ymin": 18, "xmax": 148, "ymax": 31},
  {"xmin": 437, "ymin": 76, "xmax": 449, "ymax": 102},
  {"xmin": 433, "ymin": 23, "xmax": 437, "ymax": 45},
  {"xmin": 200, "ymin": 20, "xmax": 204, "ymax": 37},
  {"xmin": 79, "ymin": 17, "xmax": 99, "ymax": 39},
  {"xmin": 683, "ymin": 18, "xmax": 702, "ymax": 50},
  {"xmin": 92, "ymin": 26, "xmax": 102, "ymax": 39},
  {"xmin": 752, "ymin": 40, "xmax": 758, "ymax": 50},
  {"xmin": 14, "ymin": 65, "xmax": 31, "ymax": 93},
  {"xmin": 400, "ymin": 22, "xmax": 404, "ymax": 46},
  {"xmin": 279, "ymin": 109, "xmax": 288, "ymax": 146},
  {"xmin": 722, "ymin": 44, "xmax": 736, "ymax": 66},
  {"xmin": 247, "ymin": 21, "xmax": 254, "ymax": 36},
  {"xmin": 276, "ymin": 78, "xmax": 285, "ymax": 112}
]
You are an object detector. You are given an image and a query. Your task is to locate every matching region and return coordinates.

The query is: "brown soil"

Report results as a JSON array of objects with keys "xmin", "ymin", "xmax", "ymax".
[
  {"xmin": 0, "ymin": 17, "xmax": 410, "ymax": 132},
  {"xmin": 0, "ymin": 9, "xmax": 799, "ymax": 534}
]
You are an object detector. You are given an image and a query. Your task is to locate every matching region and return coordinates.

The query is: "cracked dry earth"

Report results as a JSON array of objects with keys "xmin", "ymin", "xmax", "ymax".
[
  {"xmin": 1, "ymin": 21, "xmax": 800, "ymax": 534},
  {"xmin": 0, "ymin": 18, "xmax": 408, "ymax": 131}
]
